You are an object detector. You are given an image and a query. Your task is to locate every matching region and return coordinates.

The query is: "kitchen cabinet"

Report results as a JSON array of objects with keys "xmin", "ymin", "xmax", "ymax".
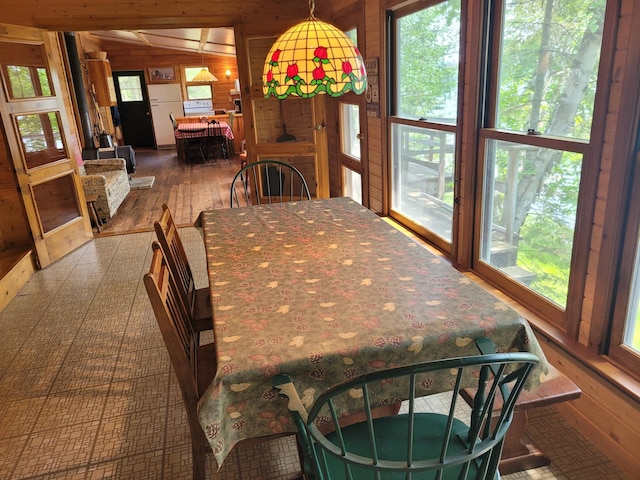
[{"xmin": 86, "ymin": 59, "xmax": 117, "ymax": 106}]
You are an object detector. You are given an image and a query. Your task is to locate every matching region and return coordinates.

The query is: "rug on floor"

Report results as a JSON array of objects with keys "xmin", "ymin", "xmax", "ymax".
[{"xmin": 130, "ymin": 175, "xmax": 155, "ymax": 189}]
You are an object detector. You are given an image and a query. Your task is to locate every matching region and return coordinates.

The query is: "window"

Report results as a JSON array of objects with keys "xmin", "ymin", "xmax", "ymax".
[
  {"xmin": 116, "ymin": 75, "xmax": 143, "ymax": 102},
  {"xmin": 340, "ymin": 102, "xmax": 363, "ymax": 204},
  {"xmin": 184, "ymin": 67, "xmax": 213, "ymax": 100},
  {"xmin": 477, "ymin": 0, "xmax": 605, "ymax": 321},
  {"xmin": 336, "ymin": 20, "xmax": 367, "ymax": 206},
  {"xmin": 341, "ymin": 103, "xmax": 361, "ymax": 161},
  {"xmin": 386, "ymin": 0, "xmax": 609, "ymax": 330},
  {"xmin": 1, "ymin": 44, "xmax": 53, "ymax": 99},
  {"xmin": 609, "ymin": 148, "xmax": 640, "ymax": 372},
  {"xmin": 388, "ymin": 0, "xmax": 461, "ymax": 251}
]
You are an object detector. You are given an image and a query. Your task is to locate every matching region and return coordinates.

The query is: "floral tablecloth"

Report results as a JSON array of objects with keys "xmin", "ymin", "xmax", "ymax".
[{"xmin": 197, "ymin": 197, "xmax": 547, "ymax": 466}]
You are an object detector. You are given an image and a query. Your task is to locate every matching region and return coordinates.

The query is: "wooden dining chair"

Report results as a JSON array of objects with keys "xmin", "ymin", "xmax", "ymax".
[
  {"xmin": 169, "ymin": 112, "xmax": 178, "ymax": 130},
  {"xmin": 144, "ymin": 242, "xmax": 215, "ymax": 480},
  {"xmin": 230, "ymin": 160, "xmax": 311, "ymax": 207},
  {"xmin": 154, "ymin": 204, "xmax": 212, "ymax": 333},
  {"xmin": 273, "ymin": 339, "xmax": 539, "ymax": 480},
  {"xmin": 209, "ymin": 135, "xmax": 228, "ymax": 160},
  {"xmin": 183, "ymin": 129, "xmax": 208, "ymax": 163}
]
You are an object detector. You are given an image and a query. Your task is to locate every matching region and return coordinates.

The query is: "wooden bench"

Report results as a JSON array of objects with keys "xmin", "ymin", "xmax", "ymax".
[{"xmin": 461, "ymin": 363, "xmax": 581, "ymax": 474}]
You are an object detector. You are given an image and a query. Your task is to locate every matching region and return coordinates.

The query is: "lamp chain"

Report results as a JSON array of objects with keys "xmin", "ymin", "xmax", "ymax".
[{"xmin": 309, "ymin": 0, "xmax": 315, "ymax": 18}]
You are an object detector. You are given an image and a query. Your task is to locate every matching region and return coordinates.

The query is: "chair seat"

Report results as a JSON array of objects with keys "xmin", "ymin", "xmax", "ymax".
[
  {"xmin": 192, "ymin": 287, "xmax": 213, "ymax": 331},
  {"xmin": 323, "ymin": 414, "xmax": 498, "ymax": 480}
]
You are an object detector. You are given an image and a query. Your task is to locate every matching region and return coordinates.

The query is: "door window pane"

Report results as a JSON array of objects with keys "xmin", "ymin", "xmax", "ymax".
[
  {"xmin": 340, "ymin": 103, "xmax": 361, "ymax": 161},
  {"xmin": 1, "ymin": 43, "xmax": 53, "ymax": 99},
  {"xmin": 496, "ymin": 0, "xmax": 605, "ymax": 140},
  {"xmin": 395, "ymin": 0, "xmax": 460, "ymax": 122},
  {"xmin": 343, "ymin": 167, "xmax": 362, "ymax": 205},
  {"xmin": 480, "ymin": 139, "xmax": 583, "ymax": 308},
  {"xmin": 32, "ymin": 174, "xmax": 81, "ymax": 233},
  {"xmin": 16, "ymin": 112, "xmax": 66, "ymax": 169},
  {"xmin": 391, "ymin": 123, "xmax": 455, "ymax": 242},
  {"xmin": 116, "ymin": 76, "xmax": 143, "ymax": 102}
]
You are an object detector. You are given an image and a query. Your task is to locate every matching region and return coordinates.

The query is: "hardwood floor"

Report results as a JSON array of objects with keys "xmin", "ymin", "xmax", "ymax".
[{"xmin": 96, "ymin": 148, "xmax": 240, "ymax": 235}]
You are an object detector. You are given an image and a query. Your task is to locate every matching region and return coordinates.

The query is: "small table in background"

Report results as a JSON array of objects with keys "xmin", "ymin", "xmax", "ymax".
[{"xmin": 85, "ymin": 194, "xmax": 102, "ymax": 233}]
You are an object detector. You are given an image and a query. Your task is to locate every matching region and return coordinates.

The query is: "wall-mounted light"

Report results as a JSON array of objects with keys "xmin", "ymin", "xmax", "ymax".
[{"xmin": 225, "ymin": 70, "xmax": 231, "ymax": 79}]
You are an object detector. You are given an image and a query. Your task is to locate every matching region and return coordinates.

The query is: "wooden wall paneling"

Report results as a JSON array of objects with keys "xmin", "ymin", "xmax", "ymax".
[
  {"xmin": 0, "ymin": 93, "xmax": 33, "ymax": 251},
  {"xmin": 326, "ymin": 100, "xmax": 340, "ymax": 197},
  {"xmin": 542, "ymin": 341, "xmax": 640, "ymax": 475},
  {"xmin": 587, "ymin": 0, "xmax": 640, "ymax": 351},
  {"xmin": 364, "ymin": 0, "xmax": 384, "ymax": 212},
  {"xmin": 99, "ymin": 40, "xmax": 239, "ymax": 112}
]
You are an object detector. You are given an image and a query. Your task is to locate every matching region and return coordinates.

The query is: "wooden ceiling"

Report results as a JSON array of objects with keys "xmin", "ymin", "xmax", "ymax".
[
  {"xmin": 87, "ymin": 28, "xmax": 237, "ymax": 57},
  {"xmin": 2, "ymin": 0, "xmax": 312, "ymax": 31}
]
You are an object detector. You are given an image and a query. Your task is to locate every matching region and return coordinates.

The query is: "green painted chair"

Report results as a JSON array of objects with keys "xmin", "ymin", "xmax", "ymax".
[{"xmin": 272, "ymin": 339, "xmax": 539, "ymax": 480}]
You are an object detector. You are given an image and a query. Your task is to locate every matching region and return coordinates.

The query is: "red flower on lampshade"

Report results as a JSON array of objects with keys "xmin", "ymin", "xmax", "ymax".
[
  {"xmin": 342, "ymin": 61, "xmax": 353, "ymax": 75},
  {"xmin": 313, "ymin": 66, "xmax": 326, "ymax": 81},
  {"xmin": 270, "ymin": 50, "xmax": 281, "ymax": 65},
  {"xmin": 314, "ymin": 46, "xmax": 329, "ymax": 63},
  {"xmin": 266, "ymin": 70, "xmax": 274, "ymax": 83},
  {"xmin": 287, "ymin": 64, "xmax": 299, "ymax": 79}
]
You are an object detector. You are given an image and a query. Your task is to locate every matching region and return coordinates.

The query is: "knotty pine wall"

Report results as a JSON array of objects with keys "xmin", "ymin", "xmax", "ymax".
[
  {"xmin": 324, "ymin": 0, "xmax": 640, "ymax": 474},
  {"xmin": 0, "ymin": 126, "xmax": 31, "ymax": 252},
  {"xmin": 91, "ymin": 37, "xmax": 239, "ymax": 112}
]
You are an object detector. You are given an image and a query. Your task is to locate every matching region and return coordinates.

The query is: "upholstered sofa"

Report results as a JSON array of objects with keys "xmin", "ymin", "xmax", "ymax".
[{"xmin": 80, "ymin": 158, "xmax": 131, "ymax": 220}]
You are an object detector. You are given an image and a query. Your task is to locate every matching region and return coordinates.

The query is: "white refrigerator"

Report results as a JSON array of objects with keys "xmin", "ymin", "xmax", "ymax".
[{"xmin": 148, "ymin": 84, "xmax": 183, "ymax": 148}]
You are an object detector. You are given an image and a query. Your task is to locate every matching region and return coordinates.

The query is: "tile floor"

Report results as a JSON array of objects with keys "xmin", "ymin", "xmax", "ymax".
[{"xmin": 0, "ymin": 230, "xmax": 630, "ymax": 479}]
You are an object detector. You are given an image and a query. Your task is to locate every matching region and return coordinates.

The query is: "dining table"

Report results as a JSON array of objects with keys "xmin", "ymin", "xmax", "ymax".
[
  {"xmin": 196, "ymin": 197, "xmax": 548, "ymax": 466},
  {"xmin": 174, "ymin": 121, "xmax": 234, "ymax": 162}
]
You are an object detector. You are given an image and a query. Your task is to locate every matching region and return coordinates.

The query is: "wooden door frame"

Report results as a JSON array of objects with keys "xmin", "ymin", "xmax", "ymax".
[
  {"xmin": 235, "ymin": 23, "xmax": 331, "ymax": 200},
  {"xmin": 331, "ymin": 8, "xmax": 369, "ymax": 206},
  {"xmin": 0, "ymin": 25, "xmax": 92, "ymax": 268}
]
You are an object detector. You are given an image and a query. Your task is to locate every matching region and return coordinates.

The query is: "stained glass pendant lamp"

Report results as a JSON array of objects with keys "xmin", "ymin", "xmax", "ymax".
[{"xmin": 263, "ymin": 0, "xmax": 367, "ymax": 99}]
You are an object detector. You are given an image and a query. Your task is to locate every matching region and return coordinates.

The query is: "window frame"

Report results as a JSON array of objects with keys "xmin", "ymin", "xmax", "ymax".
[
  {"xmin": 472, "ymin": 0, "xmax": 611, "ymax": 334},
  {"xmin": 182, "ymin": 65, "xmax": 214, "ymax": 100},
  {"xmin": 385, "ymin": 0, "xmax": 465, "ymax": 256},
  {"xmin": 384, "ymin": 0, "xmax": 616, "ymax": 336}
]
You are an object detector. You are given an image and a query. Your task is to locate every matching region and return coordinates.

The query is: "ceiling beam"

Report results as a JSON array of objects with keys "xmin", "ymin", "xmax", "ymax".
[
  {"xmin": 131, "ymin": 30, "xmax": 152, "ymax": 46},
  {"xmin": 198, "ymin": 28, "xmax": 209, "ymax": 54}
]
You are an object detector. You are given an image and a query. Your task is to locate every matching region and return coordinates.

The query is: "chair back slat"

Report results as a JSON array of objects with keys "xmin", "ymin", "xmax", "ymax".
[
  {"xmin": 155, "ymin": 204, "xmax": 196, "ymax": 313},
  {"xmin": 144, "ymin": 243, "xmax": 200, "ymax": 401},
  {"xmin": 230, "ymin": 160, "xmax": 312, "ymax": 207}
]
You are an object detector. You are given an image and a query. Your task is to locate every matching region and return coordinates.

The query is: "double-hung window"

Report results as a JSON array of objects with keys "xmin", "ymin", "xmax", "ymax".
[
  {"xmin": 184, "ymin": 66, "xmax": 214, "ymax": 100},
  {"xmin": 476, "ymin": 0, "xmax": 606, "ymax": 326},
  {"xmin": 387, "ymin": 0, "xmax": 608, "ymax": 330},
  {"xmin": 387, "ymin": 0, "xmax": 461, "ymax": 254}
]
